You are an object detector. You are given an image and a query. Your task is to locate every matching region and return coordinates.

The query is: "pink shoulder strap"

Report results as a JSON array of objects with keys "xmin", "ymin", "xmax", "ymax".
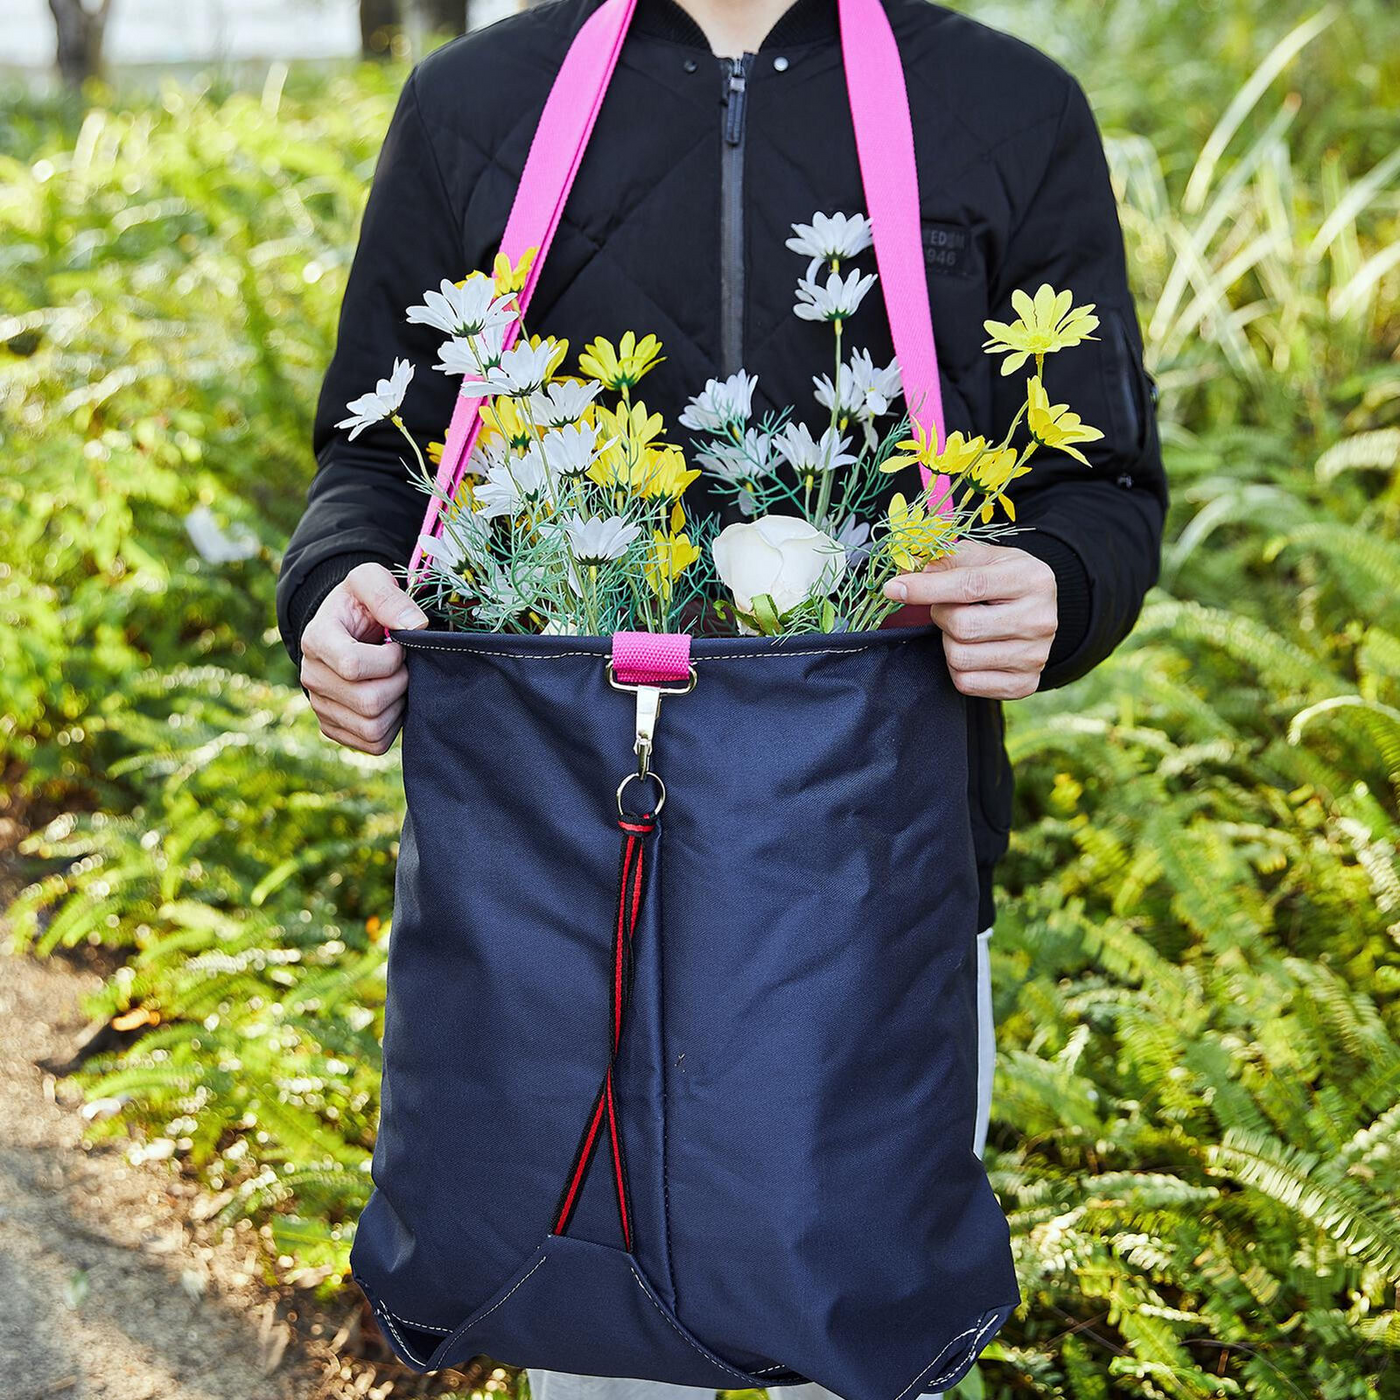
[
  {"xmin": 410, "ymin": 0, "xmax": 946, "ymax": 582},
  {"xmin": 838, "ymin": 0, "xmax": 948, "ymax": 467}
]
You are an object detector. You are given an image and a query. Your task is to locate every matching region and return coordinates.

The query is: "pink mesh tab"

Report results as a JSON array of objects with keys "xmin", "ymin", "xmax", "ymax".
[{"xmin": 612, "ymin": 632, "xmax": 692, "ymax": 685}]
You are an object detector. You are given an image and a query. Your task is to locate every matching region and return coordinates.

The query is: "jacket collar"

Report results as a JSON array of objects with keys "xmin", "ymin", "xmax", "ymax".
[{"xmin": 633, "ymin": 0, "xmax": 840, "ymax": 50}]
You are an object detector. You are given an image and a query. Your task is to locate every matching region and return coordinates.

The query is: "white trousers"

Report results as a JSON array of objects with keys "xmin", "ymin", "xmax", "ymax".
[{"xmin": 529, "ymin": 925, "xmax": 997, "ymax": 1400}]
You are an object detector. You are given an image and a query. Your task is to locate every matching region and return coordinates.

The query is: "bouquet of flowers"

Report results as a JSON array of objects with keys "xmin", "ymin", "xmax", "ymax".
[{"xmin": 340, "ymin": 213, "xmax": 1103, "ymax": 637}]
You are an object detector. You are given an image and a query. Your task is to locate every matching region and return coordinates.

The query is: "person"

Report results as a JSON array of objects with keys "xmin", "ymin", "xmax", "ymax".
[{"xmin": 276, "ymin": 0, "xmax": 1166, "ymax": 1396}]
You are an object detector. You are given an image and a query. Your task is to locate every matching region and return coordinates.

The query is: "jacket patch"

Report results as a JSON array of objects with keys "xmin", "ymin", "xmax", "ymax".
[{"xmin": 921, "ymin": 220, "xmax": 977, "ymax": 279}]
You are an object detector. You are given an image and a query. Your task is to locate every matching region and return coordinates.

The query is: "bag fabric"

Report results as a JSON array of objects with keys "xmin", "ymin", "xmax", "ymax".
[
  {"xmin": 352, "ymin": 629, "xmax": 1020, "ymax": 1399},
  {"xmin": 349, "ymin": 0, "xmax": 1020, "ymax": 1393},
  {"xmin": 527, "ymin": 914, "xmax": 995, "ymax": 1400}
]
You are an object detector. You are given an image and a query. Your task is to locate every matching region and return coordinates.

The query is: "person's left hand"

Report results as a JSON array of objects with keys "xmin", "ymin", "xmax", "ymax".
[{"xmin": 882, "ymin": 539, "xmax": 1058, "ymax": 700}]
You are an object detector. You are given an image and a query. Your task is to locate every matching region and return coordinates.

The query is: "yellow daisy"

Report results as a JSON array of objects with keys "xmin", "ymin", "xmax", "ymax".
[
  {"xmin": 480, "ymin": 395, "xmax": 535, "ymax": 450},
  {"xmin": 492, "ymin": 247, "xmax": 537, "ymax": 295},
  {"xmin": 579, "ymin": 332, "xmax": 665, "ymax": 392},
  {"xmin": 1025, "ymin": 375, "xmax": 1105, "ymax": 466},
  {"xmin": 591, "ymin": 441, "xmax": 698, "ymax": 500},
  {"xmin": 642, "ymin": 445, "xmax": 701, "ymax": 499},
  {"xmin": 645, "ymin": 523, "xmax": 702, "ymax": 602},
  {"xmin": 982, "ymin": 284, "xmax": 1099, "ymax": 375},
  {"xmin": 885, "ymin": 491, "xmax": 959, "ymax": 572},
  {"xmin": 595, "ymin": 401, "xmax": 665, "ymax": 451},
  {"xmin": 880, "ymin": 425, "xmax": 990, "ymax": 476},
  {"xmin": 966, "ymin": 444, "xmax": 1031, "ymax": 521}
]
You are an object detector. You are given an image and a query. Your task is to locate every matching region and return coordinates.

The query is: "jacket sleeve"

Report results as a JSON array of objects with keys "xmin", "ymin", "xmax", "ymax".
[
  {"xmin": 994, "ymin": 74, "xmax": 1168, "ymax": 691},
  {"xmin": 276, "ymin": 68, "xmax": 473, "ymax": 669}
]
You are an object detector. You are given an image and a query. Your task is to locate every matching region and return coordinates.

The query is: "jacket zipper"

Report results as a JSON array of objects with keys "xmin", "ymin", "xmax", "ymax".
[{"xmin": 720, "ymin": 53, "xmax": 754, "ymax": 377}]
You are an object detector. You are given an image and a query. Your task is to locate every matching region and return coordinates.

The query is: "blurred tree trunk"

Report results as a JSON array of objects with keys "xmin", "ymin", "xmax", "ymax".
[
  {"xmin": 360, "ymin": 0, "xmax": 402, "ymax": 60},
  {"xmin": 416, "ymin": 0, "xmax": 467, "ymax": 36},
  {"xmin": 48, "ymin": 0, "xmax": 111, "ymax": 87}
]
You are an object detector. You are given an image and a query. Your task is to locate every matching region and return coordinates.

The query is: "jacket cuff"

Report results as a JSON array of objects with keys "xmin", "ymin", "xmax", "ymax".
[
  {"xmin": 1014, "ymin": 527, "xmax": 1092, "ymax": 670},
  {"xmin": 281, "ymin": 551, "xmax": 391, "ymax": 672}
]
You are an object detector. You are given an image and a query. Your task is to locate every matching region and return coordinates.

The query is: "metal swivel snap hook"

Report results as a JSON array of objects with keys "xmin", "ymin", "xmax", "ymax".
[
  {"xmin": 607, "ymin": 662, "xmax": 697, "ymax": 817},
  {"xmin": 632, "ymin": 684, "xmax": 662, "ymax": 780}
]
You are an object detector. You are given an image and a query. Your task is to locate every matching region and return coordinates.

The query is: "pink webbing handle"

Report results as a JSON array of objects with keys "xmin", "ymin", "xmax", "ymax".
[
  {"xmin": 838, "ymin": 0, "xmax": 951, "ymax": 510},
  {"xmin": 612, "ymin": 631, "xmax": 692, "ymax": 685},
  {"xmin": 409, "ymin": 0, "xmax": 949, "ymax": 586}
]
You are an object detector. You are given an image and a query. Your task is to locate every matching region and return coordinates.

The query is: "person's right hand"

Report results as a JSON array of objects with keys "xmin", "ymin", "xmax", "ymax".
[{"xmin": 299, "ymin": 562, "xmax": 428, "ymax": 754}]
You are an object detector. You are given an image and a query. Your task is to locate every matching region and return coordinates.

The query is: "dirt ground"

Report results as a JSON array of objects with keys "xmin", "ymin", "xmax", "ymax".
[{"xmin": 0, "ymin": 949, "xmax": 494, "ymax": 1400}]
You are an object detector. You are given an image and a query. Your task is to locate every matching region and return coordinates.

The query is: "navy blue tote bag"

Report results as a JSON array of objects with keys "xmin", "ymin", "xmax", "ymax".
[{"xmin": 348, "ymin": 1, "xmax": 1022, "ymax": 1395}]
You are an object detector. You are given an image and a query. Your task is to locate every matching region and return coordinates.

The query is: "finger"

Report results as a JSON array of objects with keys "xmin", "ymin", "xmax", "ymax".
[
  {"xmin": 949, "ymin": 669, "xmax": 1043, "ymax": 701},
  {"xmin": 302, "ymin": 618, "xmax": 406, "ymax": 684},
  {"xmin": 343, "ymin": 562, "xmax": 429, "ymax": 633},
  {"xmin": 925, "ymin": 538, "xmax": 1005, "ymax": 570},
  {"xmin": 313, "ymin": 692, "xmax": 406, "ymax": 748},
  {"xmin": 299, "ymin": 655, "xmax": 408, "ymax": 716},
  {"xmin": 943, "ymin": 634, "xmax": 1050, "ymax": 674},
  {"xmin": 885, "ymin": 558, "xmax": 1031, "ymax": 608},
  {"xmin": 315, "ymin": 709, "xmax": 402, "ymax": 756},
  {"xmin": 930, "ymin": 594, "xmax": 1057, "ymax": 645}
]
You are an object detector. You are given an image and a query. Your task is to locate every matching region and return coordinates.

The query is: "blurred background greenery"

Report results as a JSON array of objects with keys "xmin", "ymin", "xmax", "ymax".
[{"xmin": 2, "ymin": 0, "xmax": 1399, "ymax": 1396}]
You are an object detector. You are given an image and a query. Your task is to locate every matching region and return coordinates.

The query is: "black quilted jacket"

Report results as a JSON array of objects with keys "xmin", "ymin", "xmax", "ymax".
[{"xmin": 277, "ymin": 0, "xmax": 1168, "ymax": 928}]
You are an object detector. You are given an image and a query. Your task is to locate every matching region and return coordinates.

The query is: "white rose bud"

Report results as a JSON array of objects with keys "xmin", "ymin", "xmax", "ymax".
[{"xmin": 712, "ymin": 514, "xmax": 847, "ymax": 617}]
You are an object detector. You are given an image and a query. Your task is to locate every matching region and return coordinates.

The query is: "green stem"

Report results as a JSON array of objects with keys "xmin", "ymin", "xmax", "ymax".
[
  {"xmin": 813, "ymin": 315, "xmax": 843, "ymax": 528},
  {"xmin": 391, "ymin": 415, "xmax": 429, "ymax": 480},
  {"xmin": 585, "ymin": 564, "xmax": 600, "ymax": 635}
]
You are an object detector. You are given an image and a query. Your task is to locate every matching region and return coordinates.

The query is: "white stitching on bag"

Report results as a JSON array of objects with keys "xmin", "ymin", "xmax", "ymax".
[
  {"xmin": 403, "ymin": 644, "xmax": 604, "ymax": 658},
  {"xmin": 699, "ymin": 646, "xmax": 876, "ymax": 661},
  {"xmin": 929, "ymin": 1310, "xmax": 1005, "ymax": 1387},
  {"xmin": 400, "ymin": 641, "xmax": 881, "ymax": 663},
  {"xmin": 382, "ymin": 1308, "xmax": 452, "ymax": 1333},
  {"xmin": 627, "ymin": 1264, "xmax": 755, "ymax": 1383},
  {"xmin": 892, "ymin": 1307, "xmax": 1008, "ymax": 1400},
  {"xmin": 378, "ymin": 1306, "xmax": 433, "ymax": 1368},
  {"xmin": 386, "ymin": 1248, "xmax": 554, "ymax": 1355},
  {"xmin": 457, "ymin": 1254, "xmax": 549, "ymax": 1335}
]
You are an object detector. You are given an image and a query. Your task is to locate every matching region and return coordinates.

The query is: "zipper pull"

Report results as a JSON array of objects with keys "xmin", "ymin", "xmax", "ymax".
[{"xmin": 723, "ymin": 55, "xmax": 749, "ymax": 146}]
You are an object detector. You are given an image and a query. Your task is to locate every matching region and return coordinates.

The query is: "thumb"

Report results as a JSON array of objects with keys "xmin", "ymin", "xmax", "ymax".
[{"xmin": 344, "ymin": 562, "xmax": 429, "ymax": 632}]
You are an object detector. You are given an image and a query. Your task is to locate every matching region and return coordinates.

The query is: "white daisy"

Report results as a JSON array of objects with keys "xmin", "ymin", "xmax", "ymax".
[
  {"xmin": 336, "ymin": 358, "xmax": 414, "ymax": 439},
  {"xmin": 462, "ymin": 433, "xmax": 508, "ymax": 477},
  {"xmin": 679, "ymin": 370, "xmax": 758, "ymax": 434},
  {"xmin": 785, "ymin": 212, "xmax": 873, "ymax": 279},
  {"xmin": 695, "ymin": 427, "xmax": 774, "ymax": 484},
  {"xmin": 433, "ymin": 321, "xmax": 511, "ymax": 388},
  {"xmin": 564, "ymin": 513, "xmax": 641, "ymax": 567},
  {"xmin": 424, "ymin": 506, "xmax": 493, "ymax": 575},
  {"xmin": 834, "ymin": 513, "xmax": 873, "ymax": 565},
  {"xmin": 793, "ymin": 268, "xmax": 878, "ymax": 323},
  {"xmin": 417, "ymin": 530, "xmax": 465, "ymax": 570},
  {"xmin": 541, "ymin": 421, "xmax": 607, "ymax": 479},
  {"xmin": 529, "ymin": 379, "xmax": 603, "ymax": 428},
  {"xmin": 813, "ymin": 350, "xmax": 903, "ymax": 421},
  {"xmin": 773, "ymin": 422, "xmax": 857, "ymax": 476},
  {"xmin": 473, "ymin": 445, "xmax": 551, "ymax": 519},
  {"xmin": 464, "ymin": 339, "xmax": 561, "ymax": 397},
  {"xmin": 406, "ymin": 277, "xmax": 516, "ymax": 337},
  {"xmin": 472, "ymin": 560, "xmax": 544, "ymax": 629}
]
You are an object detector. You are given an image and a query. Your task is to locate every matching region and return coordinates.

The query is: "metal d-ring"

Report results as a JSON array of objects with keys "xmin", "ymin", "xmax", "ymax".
[
  {"xmin": 617, "ymin": 770, "xmax": 666, "ymax": 819},
  {"xmin": 606, "ymin": 664, "xmax": 699, "ymax": 698}
]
